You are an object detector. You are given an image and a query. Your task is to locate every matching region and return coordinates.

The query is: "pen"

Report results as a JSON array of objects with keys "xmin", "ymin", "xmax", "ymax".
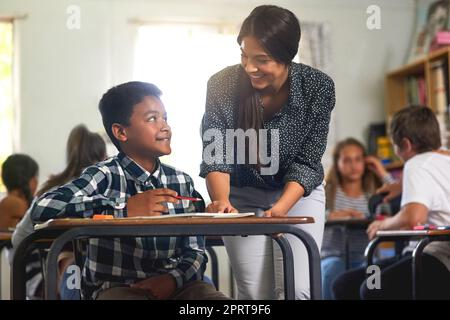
[
  {"xmin": 413, "ymin": 224, "xmax": 437, "ymax": 230},
  {"xmin": 175, "ymin": 196, "xmax": 203, "ymax": 202},
  {"xmin": 137, "ymin": 191, "xmax": 202, "ymax": 202}
]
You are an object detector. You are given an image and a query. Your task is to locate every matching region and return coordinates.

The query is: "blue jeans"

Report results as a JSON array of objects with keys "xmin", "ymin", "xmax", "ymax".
[
  {"xmin": 60, "ymin": 266, "xmax": 81, "ymax": 300},
  {"xmin": 321, "ymin": 256, "xmax": 364, "ymax": 300}
]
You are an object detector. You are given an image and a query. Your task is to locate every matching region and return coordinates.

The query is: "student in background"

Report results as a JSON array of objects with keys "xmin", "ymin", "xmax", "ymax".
[
  {"xmin": 0, "ymin": 154, "xmax": 38, "ymax": 229},
  {"xmin": 333, "ymin": 105, "xmax": 450, "ymax": 299},
  {"xmin": 12, "ymin": 124, "xmax": 107, "ymax": 299},
  {"xmin": 321, "ymin": 138, "xmax": 395, "ymax": 299},
  {"xmin": 30, "ymin": 82, "xmax": 229, "ymax": 300}
]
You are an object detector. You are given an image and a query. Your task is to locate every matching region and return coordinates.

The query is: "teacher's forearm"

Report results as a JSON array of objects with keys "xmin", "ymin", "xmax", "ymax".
[
  {"xmin": 273, "ymin": 181, "xmax": 305, "ymax": 213},
  {"xmin": 205, "ymin": 172, "xmax": 231, "ymax": 201}
]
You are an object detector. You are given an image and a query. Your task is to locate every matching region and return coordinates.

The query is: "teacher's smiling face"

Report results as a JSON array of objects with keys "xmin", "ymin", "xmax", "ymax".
[{"xmin": 240, "ymin": 36, "xmax": 289, "ymax": 92}]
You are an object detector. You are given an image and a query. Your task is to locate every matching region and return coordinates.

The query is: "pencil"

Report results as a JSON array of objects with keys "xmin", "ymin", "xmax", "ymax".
[{"xmin": 175, "ymin": 196, "xmax": 202, "ymax": 202}]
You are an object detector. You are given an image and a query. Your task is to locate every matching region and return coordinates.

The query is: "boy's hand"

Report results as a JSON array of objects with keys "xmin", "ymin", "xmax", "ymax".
[
  {"xmin": 206, "ymin": 200, "xmax": 238, "ymax": 213},
  {"xmin": 127, "ymin": 188, "xmax": 179, "ymax": 217},
  {"xmin": 130, "ymin": 274, "xmax": 177, "ymax": 299},
  {"xmin": 367, "ymin": 220, "xmax": 385, "ymax": 240},
  {"xmin": 328, "ymin": 209, "xmax": 364, "ymax": 220},
  {"xmin": 376, "ymin": 182, "xmax": 402, "ymax": 203}
]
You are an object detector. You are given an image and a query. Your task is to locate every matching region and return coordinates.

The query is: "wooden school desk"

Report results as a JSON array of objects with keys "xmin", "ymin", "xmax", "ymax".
[
  {"xmin": 12, "ymin": 216, "xmax": 322, "ymax": 300},
  {"xmin": 325, "ymin": 218, "xmax": 372, "ymax": 270}
]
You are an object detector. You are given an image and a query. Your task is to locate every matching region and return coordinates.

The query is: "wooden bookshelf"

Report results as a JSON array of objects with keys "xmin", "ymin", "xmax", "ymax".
[{"xmin": 385, "ymin": 46, "xmax": 450, "ymax": 149}]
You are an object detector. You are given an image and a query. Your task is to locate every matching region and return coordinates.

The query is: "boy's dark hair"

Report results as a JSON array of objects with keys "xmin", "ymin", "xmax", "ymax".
[
  {"xmin": 99, "ymin": 81, "xmax": 162, "ymax": 151},
  {"xmin": 390, "ymin": 105, "xmax": 441, "ymax": 153},
  {"xmin": 1, "ymin": 154, "xmax": 39, "ymax": 205}
]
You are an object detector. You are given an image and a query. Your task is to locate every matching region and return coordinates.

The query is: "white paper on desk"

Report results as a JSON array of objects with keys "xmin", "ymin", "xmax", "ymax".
[
  {"xmin": 137, "ymin": 212, "xmax": 256, "ymax": 219},
  {"xmin": 34, "ymin": 219, "xmax": 54, "ymax": 230},
  {"xmin": 33, "ymin": 213, "xmax": 256, "ymax": 229}
]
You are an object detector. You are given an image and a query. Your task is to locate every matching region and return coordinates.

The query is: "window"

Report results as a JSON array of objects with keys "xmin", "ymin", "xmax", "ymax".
[
  {"xmin": 0, "ymin": 20, "xmax": 14, "ymax": 192},
  {"xmin": 134, "ymin": 23, "xmax": 238, "ymax": 200},
  {"xmin": 133, "ymin": 22, "xmax": 334, "ymax": 199}
]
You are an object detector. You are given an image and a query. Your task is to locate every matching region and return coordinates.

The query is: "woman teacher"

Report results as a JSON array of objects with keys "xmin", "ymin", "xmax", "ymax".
[{"xmin": 200, "ymin": 5, "xmax": 335, "ymax": 299}]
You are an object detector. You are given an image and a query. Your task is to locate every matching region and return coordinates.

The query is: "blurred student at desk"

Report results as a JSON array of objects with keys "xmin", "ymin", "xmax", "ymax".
[
  {"xmin": 0, "ymin": 154, "xmax": 38, "ymax": 230},
  {"xmin": 321, "ymin": 138, "xmax": 395, "ymax": 299},
  {"xmin": 333, "ymin": 106, "xmax": 450, "ymax": 300},
  {"xmin": 12, "ymin": 124, "xmax": 107, "ymax": 300}
]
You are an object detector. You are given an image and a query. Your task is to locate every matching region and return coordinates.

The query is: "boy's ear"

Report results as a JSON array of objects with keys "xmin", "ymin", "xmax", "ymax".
[
  {"xmin": 402, "ymin": 138, "xmax": 413, "ymax": 152},
  {"xmin": 111, "ymin": 123, "xmax": 128, "ymax": 143}
]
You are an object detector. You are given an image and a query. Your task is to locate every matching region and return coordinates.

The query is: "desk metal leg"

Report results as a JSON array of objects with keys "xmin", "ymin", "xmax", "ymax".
[
  {"xmin": 0, "ymin": 242, "xmax": 7, "ymax": 300},
  {"xmin": 412, "ymin": 236, "xmax": 430, "ymax": 300},
  {"xmin": 43, "ymin": 224, "xmax": 322, "ymax": 300},
  {"xmin": 287, "ymin": 228, "xmax": 322, "ymax": 300},
  {"xmin": 11, "ymin": 232, "xmax": 49, "ymax": 300},
  {"xmin": 0, "ymin": 241, "xmax": 11, "ymax": 300},
  {"xmin": 44, "ymin": 234, "xmax": 298, "ymax": 300},
  {"xmin": 342, "ymin": 226, "xmax": 350, "ymax": 270},
  {"xmin": 365, "ymin": 237, "xmax": 382, "ymax": 266},
  {"xmin": 46, "ymin": 235, "xmax": 73, "ymax": 299},
  {"xmin": 205, "ymin": 246, "xmax": 219, "ymax": 290},
  {"xmin": 273, "ymin": 235, "xmax": 295, "ymax": 300}
]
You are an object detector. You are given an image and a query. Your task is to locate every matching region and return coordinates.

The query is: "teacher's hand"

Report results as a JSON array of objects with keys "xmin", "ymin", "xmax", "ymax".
[
  {"xmin": 264, "ymin": 204, "xmax": 288, "ymax": 217},
  {"xmin": 206, "ymin": 200, "xmax": 238, "ymax": 213}
]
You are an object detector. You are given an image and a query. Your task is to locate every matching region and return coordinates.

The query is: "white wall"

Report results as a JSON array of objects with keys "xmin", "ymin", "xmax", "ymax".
[
  {"xmin": 0, "ymin": 0, "xmax": 416, "ymax": 184},
  {"xmin": 0, "ymin": 0, "xmax": 415, "ymax": 298}
]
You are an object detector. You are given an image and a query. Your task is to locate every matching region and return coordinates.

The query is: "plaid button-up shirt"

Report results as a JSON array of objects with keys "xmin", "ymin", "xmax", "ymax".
[{"xmin": 30, "ymin": 152, "xmax": 207, "ymax": 299}]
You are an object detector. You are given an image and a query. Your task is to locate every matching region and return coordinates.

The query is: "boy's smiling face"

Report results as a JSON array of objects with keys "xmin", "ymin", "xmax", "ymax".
[{"xmin": 123, "ymin": 95, "xmax": 172, "ymax": 158}]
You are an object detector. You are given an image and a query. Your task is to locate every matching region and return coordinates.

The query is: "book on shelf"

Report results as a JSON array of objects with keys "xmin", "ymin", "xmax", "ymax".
[
  {"xmin": 431, "ymin": 60, "xmax": 448, "ymax": 115},
  {"xmin": 430, "ymin": 59, "xmax": 450, "ymax": 149},
  {"xmin": 405, "ymin": 75, "xmax": 427, "ymax": 105}
]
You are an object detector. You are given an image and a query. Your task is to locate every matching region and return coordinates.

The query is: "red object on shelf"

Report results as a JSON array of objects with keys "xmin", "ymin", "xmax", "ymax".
[
  {"xmin": 430, "ymin": 31, "xmax": 450, "ymax": 52},
  {"xmin": 436, "ymin": 31, "xmax": 450, "ymax": 44}
]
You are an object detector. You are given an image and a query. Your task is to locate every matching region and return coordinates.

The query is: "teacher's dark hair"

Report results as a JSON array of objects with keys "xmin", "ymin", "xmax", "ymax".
[
  {"xmin": 236, "ymin": 5, "xmax": 300, "ymax": 165},
  {"xmin": 237, "ymin": 5, "xmax": 301, "ymax": 65}
]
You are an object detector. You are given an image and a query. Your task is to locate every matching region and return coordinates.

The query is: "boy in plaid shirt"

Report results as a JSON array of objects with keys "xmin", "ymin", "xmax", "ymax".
[{"xmin": 31, "ymin": 82, "xmax": 228, "ymax": 300}]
